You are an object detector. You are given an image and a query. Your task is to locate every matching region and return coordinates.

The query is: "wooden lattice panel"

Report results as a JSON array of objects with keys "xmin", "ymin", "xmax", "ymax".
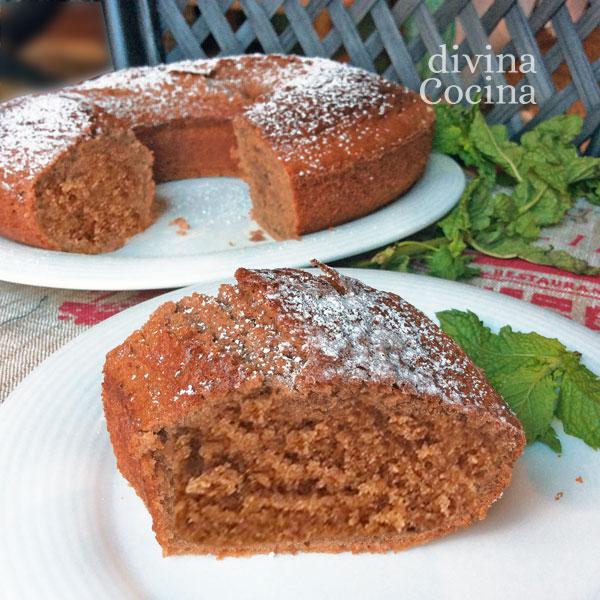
[{"xmin": 102, "ymin": 0, "xmax": 600, "ymax": 153}]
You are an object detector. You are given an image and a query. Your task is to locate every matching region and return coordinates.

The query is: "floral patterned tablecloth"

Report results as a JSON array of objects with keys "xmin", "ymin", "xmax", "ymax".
[{"xmin": 1, "ymin": 200, "xmax": 599, "ymax": 402}]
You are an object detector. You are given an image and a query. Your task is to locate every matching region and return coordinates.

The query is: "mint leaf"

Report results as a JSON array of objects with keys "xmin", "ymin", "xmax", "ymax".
[
  {"xmin": 424, "ymin": 246, "xmax": 479, "ymax": 280},
  {"xmin": 572, "ymin": 177, "xmax": 600, "ymax": 205},
  {"xmin": 564, "ymin": 155, "xmax": 600, "ymax": 186},
  {"xmin": 470, "ymin": 112, "xmax": 523, "ymax": 182},
  {"xmin": 360, "ymin": 106, "xmax": 600, "ymax": 282},
  {"xmin": 557, "ymin": 363, "xmax": 600, "ymax": 449},
  {"xmin": 479, "ymin": 325, "xmax": 565, "ymax": 375},
  {"xmin": 436, "ymin": 311, "xmax": 561, "ymax": 442},
  {"xmin": 538, "ymin": 426, "xmax": 562, "ymax": 453},
  {"xmin": 517, "ymin": 245, "xmax": 600, "ymax": 275},
  {"xmin": 352, "ymin": 239, "xmax": 445, "ymax": 271},
  {"xmin": 521, "ymin": 114, "xmax": 582, "ymax": 147},
  {"xmin": 490, "ymin": 364, "xmax": 559, "ymax": 442},
  {"xmin": 433, "ymin": 104, "xmax": 496, "ymax": 178},
  {"xmin": 436, "ymin": 309, "xmax": 600, "ymax": 452},
  {"xmin": 439, "ymin": 177, "xmax": 492, "ymax": 239},
  {"xmin": 470, "ymin": 236, "xmax": 599, "ymax": 275},
  {"xmin": 436, "ymin": 309, "xmax": 491, "ymax": 361}
]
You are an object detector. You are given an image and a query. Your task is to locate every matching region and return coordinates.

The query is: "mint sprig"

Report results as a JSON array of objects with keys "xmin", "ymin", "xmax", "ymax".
[
  {"xmin": 354, "ymin": 105, "xmax": 600, "ymax": 280},
  {"xmin": 437, "ymin": 309, "xmax": 600, "ymax": 453}
]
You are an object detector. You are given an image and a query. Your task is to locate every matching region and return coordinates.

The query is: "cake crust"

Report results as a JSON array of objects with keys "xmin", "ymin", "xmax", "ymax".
[{"xmin": 103, "ymin": 265, "xmax": 525, "ymax": 557}]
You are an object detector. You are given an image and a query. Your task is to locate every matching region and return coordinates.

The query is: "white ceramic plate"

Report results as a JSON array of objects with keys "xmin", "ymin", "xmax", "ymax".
[
  {"xmin": 0, "ymin": 154, "xmax": 463, "ymax": 290},
  {"xmin": 1, "ymin": 270, "xmax": 599, "ymax": 600}
]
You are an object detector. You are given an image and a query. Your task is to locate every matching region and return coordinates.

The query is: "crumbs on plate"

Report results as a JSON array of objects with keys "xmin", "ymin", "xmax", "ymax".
[
  {"xmin": 170, "ymin": 217, "xmax": 190, "ymax": 236},
  {"xmin": 249, "ymin": 229, "xmax": 266, "ymax": 242}
]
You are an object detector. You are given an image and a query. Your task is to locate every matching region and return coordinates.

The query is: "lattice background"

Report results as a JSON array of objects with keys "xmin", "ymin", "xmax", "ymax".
[{"xmin": 102, "ymin": 0, "xmax": 600, "ymax": 154}]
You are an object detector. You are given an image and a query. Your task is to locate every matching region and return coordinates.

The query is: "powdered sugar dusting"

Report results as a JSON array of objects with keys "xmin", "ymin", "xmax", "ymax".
[
  {"xmin": 245, "ymin": 59, "xmax": 391, "ymax": 133},
  {"xmin": 74, "ymin": 54, "xmax": 410, "ymax": 147},
  {"xmin": 0, "ymin": 54, "xmax": 419, "ymax": 193},
  {"xmin": 244, "ymin": 58, "xmax": 407, "ymax": 173},
  {"xmin": 0, "ymin": 94, "xmax": 94, "ymax": 184},
  {"xmin": 173, "ymin": 267, "xmax": 505, "ymax": 417},
  {"xmin": 75, "ymin": 62, "xmax": 213, "ymax": 125},
  {"xmin": 118, "ymin": 267, "xmax": 515, "ymax": 427},
  {"xmin": 73, "ymin": 54, "xmax": 306, "ymax": 127},
  {"xmin": 245, "ymin": 267, "xmax": 491, "ymax": 407}
]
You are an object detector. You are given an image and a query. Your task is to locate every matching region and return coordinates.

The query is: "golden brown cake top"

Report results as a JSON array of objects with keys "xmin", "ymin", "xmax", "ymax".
[
  {"xmin": 73, "ymin": 54, "xmax": 311, "ymax": 129},
  {"xmin": 74, "ymin": 59, "xmax": 237, "ymax": 127},
  {"xmin": 1, "ymin": 55, "xmax": 432, "ymax": 193},
  {"xmin": 242, "ymin": 58, "xmax": 434, "ymax": 175},
  {"xmin": 0, "ymin": 93, "xmax": 105, "ymax": 187},
  {"xmin": 105, "ymin": 265, "xmax": 519, "ymax": 431},
  {"xmin": 73, "ymin": 54, "xmax": 433, "ymax": 170}
]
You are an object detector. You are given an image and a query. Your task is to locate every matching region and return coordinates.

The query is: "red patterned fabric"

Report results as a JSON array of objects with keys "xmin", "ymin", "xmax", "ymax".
[{"xmin": 474, "ymin": 257, "xmax": 600, "ymax": 330}]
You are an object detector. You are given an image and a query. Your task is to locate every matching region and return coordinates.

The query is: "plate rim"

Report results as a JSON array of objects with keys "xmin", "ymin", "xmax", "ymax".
[{"xmin": 0, "ymin": 154, "xmax": 464, "ymax": 291}]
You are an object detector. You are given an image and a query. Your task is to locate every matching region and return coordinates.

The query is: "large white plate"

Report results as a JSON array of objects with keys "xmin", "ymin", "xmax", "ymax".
[
  {"xmin": 0, "ymin": 154, "xmax": 463, "ymax": 290},
  {"xmin": 1, "ymin": 270, "xmax": 599, "ymax": 600}
]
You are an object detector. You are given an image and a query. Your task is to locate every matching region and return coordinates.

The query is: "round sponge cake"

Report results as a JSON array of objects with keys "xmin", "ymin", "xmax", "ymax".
[{"xmin": 0, "ymin": 55, "xmax": 434, "ymax": 253}]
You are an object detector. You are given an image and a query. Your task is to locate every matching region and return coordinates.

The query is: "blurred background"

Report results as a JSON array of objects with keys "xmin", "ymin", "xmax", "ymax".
[
  {"xmin": 0, "ymin": 2, "xmax": 109, "ymax": 100},
  {"xmin": 0, "ymin": 0, "xmax": 598, "ymax": 122}
]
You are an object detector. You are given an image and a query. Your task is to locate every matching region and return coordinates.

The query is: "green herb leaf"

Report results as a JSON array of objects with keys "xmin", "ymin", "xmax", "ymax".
[
  {"xmin": 470, "ymin": 236, "xmax": 600, "ymax": 275},
  {"xmin": 362, "ymin": 105, "xmax": 600, "ymax": 281},
  {"xmin": 516, "ymin": 245, "xmax": 600, "ymax": 275},
  {"xmin": 572, "ymin": 177, "xmax": 600, "ymax": 205},
  {"xmin": 492, "ymin": 364, "xmax": 559, "ymax": 442},
  {"xmin": 424, "ymin": 246, "xmax": 479, "ymax": 280},
  {"xmin": 433, "ymin": 104, "xmax": 496, "ymax": 178},
  {"xmin": 470, "ymin": 112, "xmax": 523, "ymax": 182},
  {"xmin": 538, "ymin": 426, "xmax": 562, "ymax": 453},
  {"xmin": 557, "ymin": 363, "xmax": 600, "ymax": 449},
  {"xmin": 436, "ymin": 309, "xmax": 600, "ymax": 452},
  {"xmin": 521, "ymin": 114, "xmax": 582, "ymax": 147},
  {"xmin": 435, "ymin": 309, "xmax": 491, "ymax": 361}
]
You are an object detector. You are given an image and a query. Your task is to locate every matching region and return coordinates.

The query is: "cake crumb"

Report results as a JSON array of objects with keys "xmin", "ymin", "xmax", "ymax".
[
  {"xmin": 575, "ymin": 476, "xmax": 584, "ymax": 484},
  {"xmin": 555, "ymin": 491, "xmax": 564, "ymax": 501},
  {"xmin": 170, "ymin": 217, "xmax": 190, "ymax": 236},
  {"xmin": 249, "ymin": 229, "xmax": 266, "ymax": 242}
]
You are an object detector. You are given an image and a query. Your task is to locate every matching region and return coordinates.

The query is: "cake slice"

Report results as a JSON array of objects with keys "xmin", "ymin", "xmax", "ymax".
[
  {"xmin": 0, "ymin": 93, "xmax": 154, "ymax": 254},
  {"xmin": 102, "ymin": 264, "xmax": 524, "ymax": 557}
]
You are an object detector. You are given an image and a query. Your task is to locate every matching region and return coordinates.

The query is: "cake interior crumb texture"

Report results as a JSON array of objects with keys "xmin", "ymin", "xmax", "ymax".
[
  {"xmin": 35, "ymin": 129, "xmax": 154, "ymax": 253},
  {"xmin": 102, "ymin": 265, "xmax": 524, "ymax": 557},
  {"xmin": 154, "ymin": 390, "xmax": 516, "ymax": 555}
]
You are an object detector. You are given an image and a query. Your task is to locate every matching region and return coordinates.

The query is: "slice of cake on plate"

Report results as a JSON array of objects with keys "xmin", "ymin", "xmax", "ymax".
[{"xmin": 102, "ymin": 264, "xmax": 524, "ymax": 556}]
